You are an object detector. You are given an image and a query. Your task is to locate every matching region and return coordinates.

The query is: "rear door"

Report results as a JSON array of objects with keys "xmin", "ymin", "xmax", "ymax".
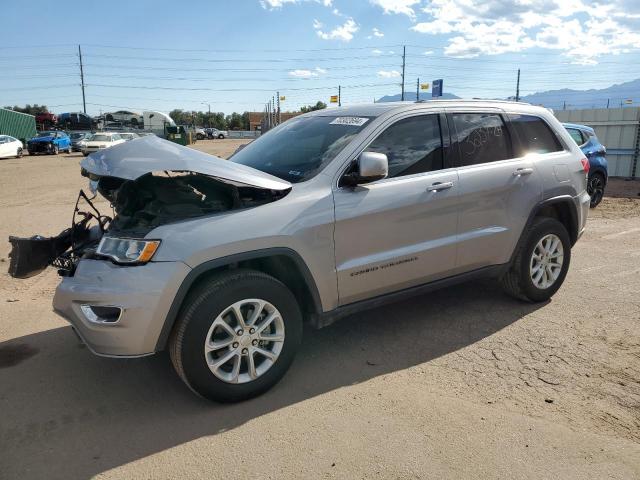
[
  {"xmin": 447, "ymin": 110, "xmax": 543, "ymax": 271},
  {"xmin": 0, "ymin": 136, "xmax": 10, "ymax": 157},
  {"xmin": 333, "ymin": 112, "xmax": 460, "ymax": 305}
]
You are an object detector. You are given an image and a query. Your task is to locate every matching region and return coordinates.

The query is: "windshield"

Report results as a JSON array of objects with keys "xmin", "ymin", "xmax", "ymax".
[
  {"xmin": 90, "ymin": 134, "xmax": 111, "ymax": 142},
  {"xmin": 230, "ymin": 115, "xmax": 370, "ymax": 183},
  {"xmin": 37, "ymin": 132, "xmax": 55, "ymax": 137}
]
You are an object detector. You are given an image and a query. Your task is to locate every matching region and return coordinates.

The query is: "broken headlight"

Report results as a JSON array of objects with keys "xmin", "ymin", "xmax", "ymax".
[{"xmin": 96, "ymin": 237, "xmax": 160, "ymax": 264}]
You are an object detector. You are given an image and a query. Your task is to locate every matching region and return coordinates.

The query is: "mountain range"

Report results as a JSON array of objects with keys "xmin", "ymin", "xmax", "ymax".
[{"xmin": 377, "ymin": 79, "xmax": 640, "ymax": 110}]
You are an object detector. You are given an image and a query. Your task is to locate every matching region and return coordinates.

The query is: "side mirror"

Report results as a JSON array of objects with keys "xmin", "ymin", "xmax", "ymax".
[{"xmin": 342, "ymin": 151, "xmax": 389, "ymax": 186}]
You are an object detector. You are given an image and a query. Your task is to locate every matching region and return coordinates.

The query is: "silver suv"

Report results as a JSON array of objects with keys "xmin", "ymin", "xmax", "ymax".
[{"xmin": 8, "ymin": 100, "xmax": 591, "ymax": 402}]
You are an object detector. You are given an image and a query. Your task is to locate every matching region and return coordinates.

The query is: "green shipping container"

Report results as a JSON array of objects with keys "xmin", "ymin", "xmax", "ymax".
[{"xmin": 0, "ymin": 108, "xmax": 37, "ymax": 144}]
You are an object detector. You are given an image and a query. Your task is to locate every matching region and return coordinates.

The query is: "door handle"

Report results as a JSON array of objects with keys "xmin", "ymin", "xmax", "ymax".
[
  {"xmin": 513, "ymin": 168, "xmax": 534, "ymax": 176},
  {"xmin": 426, "ymin": 181, "xmax": 454, "ymax": 192}
]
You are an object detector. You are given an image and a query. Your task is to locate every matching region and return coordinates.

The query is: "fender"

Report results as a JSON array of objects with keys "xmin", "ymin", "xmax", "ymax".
[
  {"xmin": 508, "ymin": 195, "xmax": 579, "ymax": 267},
  {"xmin": 154, "ymin": 247, "xmax": 323, "ymax": 351}
]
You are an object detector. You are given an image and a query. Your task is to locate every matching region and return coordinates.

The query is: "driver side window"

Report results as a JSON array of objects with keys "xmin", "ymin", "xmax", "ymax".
[{"xmin": 365, "ymin": 114, "xmax": 444, "ymax": 178}]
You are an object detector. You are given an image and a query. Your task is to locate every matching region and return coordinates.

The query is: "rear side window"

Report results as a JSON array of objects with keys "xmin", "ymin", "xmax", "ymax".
[
  {"xmin": 510, "ymin": 114, "xmax": 563, "ymax": 156},
  {"xmin": 566, "ymin": 128, "xmax": 584, "ymax": 145},
  {"xmin": 451, "ymin": 113, "xmax": 511, "ymax": 166},
  {"xmin": 365, "ymin": 114, "xmax": 443, "ymax": 178}
]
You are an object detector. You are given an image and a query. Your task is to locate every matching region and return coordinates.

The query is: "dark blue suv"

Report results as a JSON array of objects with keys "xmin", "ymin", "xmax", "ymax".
[{"xmin": 563, "ymin": 123, "xmax": 608, "ymax": 208}]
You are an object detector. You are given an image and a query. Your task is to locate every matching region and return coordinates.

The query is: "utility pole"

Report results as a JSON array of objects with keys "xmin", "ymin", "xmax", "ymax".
[
  {"xmin": 606, "ymin": 98, "xmax": 610, "ymax": 108},
  {"xmin": 515, "ymin": 68, "xmax": 520, "ymax": 102},
  {"xmin": 338, "ymin": 85, "xmax": 341, "ymax": 106},
  {"xmin": 78, "ymin": 45, "xmax": 87, "ymax": 114},
  {"xmin": 416, "ymin": 77, "xmax": 419, "ymax": 102},
  {"xmin": 277, "ymin": 91, "xmax": 281, "ymax": 125},
  {"xmin": 272, "ymin": 96, "xmax": 276, "ymax": 126},
  {"xmin": 401, "ymin": 45, "xmax": 406, "ymax": 101}
]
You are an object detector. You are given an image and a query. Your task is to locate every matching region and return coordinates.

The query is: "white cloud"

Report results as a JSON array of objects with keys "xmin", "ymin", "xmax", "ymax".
[
  {"xmin": 315, "ymin": 18, "xmax": 359, "ymax": 41},
  {"xmin": 371, "ymin": 49, "xmax": 384, "ymax": 55},
  {"xmin": 288, "ymin": 67, "xmax": 327, "ymax": 77},
  {"xmin": 261, "ymin": 0, "xmax": 332, "ymax": 7},
  {"xmin": 370, "ymin": 0, "xmax": 420, "ymax": 18},
  {"xmin": 410, "ymin": 0, "xmax": 640, "ymax": 63},
  {"xmin": 377, "ymin": 70, "xmax": 401, "ymax": 78},
  {"xmin": 423, "ymin": 50, "xmax": 434, "ymax": 55},
  {"xmin": 372, "ymin": 27, "xmax": 384, "ymax": 37}
]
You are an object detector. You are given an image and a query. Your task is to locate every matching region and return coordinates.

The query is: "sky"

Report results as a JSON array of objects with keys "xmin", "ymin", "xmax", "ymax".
[{"xmin": 2, "ymin": 0, "xmax": 640, "ymax": 115}]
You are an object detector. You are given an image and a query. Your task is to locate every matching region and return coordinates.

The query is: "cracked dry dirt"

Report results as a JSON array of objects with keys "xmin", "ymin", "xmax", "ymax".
[{"xmin": 1, "ymin": 143, "xmax": 639, "ymax": 479}]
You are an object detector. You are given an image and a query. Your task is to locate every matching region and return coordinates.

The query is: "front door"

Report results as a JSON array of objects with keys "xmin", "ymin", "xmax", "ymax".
[{"xmin": 333, "ymin": 113, "xmax": 460, "ymax": 305}]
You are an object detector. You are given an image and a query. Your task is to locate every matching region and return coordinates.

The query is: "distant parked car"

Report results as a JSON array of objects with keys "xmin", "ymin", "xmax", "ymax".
[
  {"xmin": 0, "ymin": 135, "xmax": 24, "ymax": 158},
  {"xmin": 27, "ymin": 131, "xmax": 71, "ymax": 155},
  {"xmin": 81, "ymin": 132, "xmax": 126, "ymax": 156},
  {"xmin": 206, "ymin": 128, "xmax": 228, "ymax": 139},
  {"xmin": 58, "ymin": 112, "xmax": 94, "ymax": 130},
  {"xmin": 118, "ymin": 132, "xmax": 139, "ymax": 141},
  {"xmin": 35, "ymin": 112, "xmax": 58, "ymax": 126},
  {"xmin": 105, "ymin": 110, "xmax": 143, "ymax": 126},
  {"xmin": 195, "ymin": 127, "xmax": 207, "ymax": 140},
  {"xmin": 68, "ymin": 132, "xmax": 92, "ymax": 152},
  {"xmin": 563, "ymin": 123, "xmax": 608, "ymax": 208}
]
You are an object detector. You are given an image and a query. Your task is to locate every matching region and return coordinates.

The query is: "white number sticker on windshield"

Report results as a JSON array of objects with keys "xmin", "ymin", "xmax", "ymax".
[{"xmin": 329, "ymin": 117, "xmax": 369, "ymax": 127}]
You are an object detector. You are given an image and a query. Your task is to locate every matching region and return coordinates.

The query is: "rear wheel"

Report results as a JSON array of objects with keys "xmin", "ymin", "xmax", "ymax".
[
  {"xmin": 587, "ymin": 172, "xmax": 605, "ymax": 208},
  {"xmin": 170, "ymin": 269, "xmax": 302, "ymax": 402},
  {"xmin": 501, "ymin": 217, "xmax": 571, "ymax": 302}
]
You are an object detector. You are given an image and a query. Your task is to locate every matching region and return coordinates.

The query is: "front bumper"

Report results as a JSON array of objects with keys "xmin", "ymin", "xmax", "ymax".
[
  {"xmin": 28, "ymin": 142, "xmax": 54, "ymax": 153},
  {"xmin": 53, "ymin": 259, "xmax": 191, "ymax": 357}
]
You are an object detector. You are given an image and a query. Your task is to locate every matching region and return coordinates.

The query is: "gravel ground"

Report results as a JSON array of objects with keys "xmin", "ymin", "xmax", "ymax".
[{"xmin": 1, "ymin": 141, "xmax": 639, "ymax": 479}]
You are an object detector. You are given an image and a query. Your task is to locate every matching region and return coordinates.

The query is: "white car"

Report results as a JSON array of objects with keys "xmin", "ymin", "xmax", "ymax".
[
  {"xmin": 0, "ymin": 135, "xmax": 24, "ymax": 158},
  {"xmin": 104, "ymin": 110, "xmax": 144, "ymax": 126},
  {"xmin": 81, "ymin": 132, "xmax": 127, "ymax": 156},
  {"xmin": 119, "ymin": 132, "xmax": 139, "ymax": 141}
]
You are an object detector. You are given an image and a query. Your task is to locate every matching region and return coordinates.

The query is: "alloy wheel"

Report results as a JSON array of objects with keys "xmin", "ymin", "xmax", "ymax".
[
  {"xmin": 529, "ymin": 234, "xmax": 564, "ymax": 289},
  {"xmin": 204, "ymin": 298, "xmax": 285, "ymax": 384},
  {"xmin": 587, "ymin": 175, "xmax": 604, "ymax": 207}
]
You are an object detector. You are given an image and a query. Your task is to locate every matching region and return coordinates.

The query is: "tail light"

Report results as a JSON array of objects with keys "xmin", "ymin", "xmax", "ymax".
[{"xmin": 580, "ymin": 158, "xmax": 590, "ymax": 173}]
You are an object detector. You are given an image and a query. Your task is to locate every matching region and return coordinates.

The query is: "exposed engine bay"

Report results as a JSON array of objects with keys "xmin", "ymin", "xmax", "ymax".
[
  {"xmin": 7, "ymin": 136, "xmax": 292, "ymax": 279},
  {"xmin": 8, "ymin": 171, "xmax": 288, "ymax": 279}
]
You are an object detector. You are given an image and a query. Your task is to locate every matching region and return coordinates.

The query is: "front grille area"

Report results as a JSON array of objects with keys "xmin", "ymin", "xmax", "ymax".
[{"xmin": 28, "ymin": 142, "xmax": 52, "ymax": 153}]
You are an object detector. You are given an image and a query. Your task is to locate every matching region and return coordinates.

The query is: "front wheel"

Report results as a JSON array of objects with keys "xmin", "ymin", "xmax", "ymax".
[
  {"xmin": 587, "ymin": 172, "xmax": 605, "ymax": 208},
  {"xmin": 169, "ymin": 269, "xmax": 302, "ymax": 402},
  {"xmin": 218, "ymin": 134, "xmax": 224, "ymax": 139},
  {"xmin": 501, "ymin": 217, "xmax": 571, "ymax": 302},
  {"xmin": 52, "ymin": 145, "xmax": 59, "ymax": 155},
  {"xmin": 15, "ymin": 148, "xmax": 23, "ymax": 158}
]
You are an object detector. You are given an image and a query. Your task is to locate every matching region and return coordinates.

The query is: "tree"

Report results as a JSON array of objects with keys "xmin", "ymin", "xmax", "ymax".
[
  {"xmin": 4, "ymin": 104, "xmax": 48, "ymax": 115},
  {"xmin": 300, "ymin": 101, "xmax": 327, "ymax": 113}
]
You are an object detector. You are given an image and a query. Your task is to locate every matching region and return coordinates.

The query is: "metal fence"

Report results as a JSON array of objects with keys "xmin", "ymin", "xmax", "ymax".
[{"xmin": 554, "ymin": 107, "xmax": 639, "ymax": 178}]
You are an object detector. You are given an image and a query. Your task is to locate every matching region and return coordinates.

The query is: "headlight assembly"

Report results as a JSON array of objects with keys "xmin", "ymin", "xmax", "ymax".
[{"xmin": 96, "ymin": 237, "xmax": 160, "ymax": 264}]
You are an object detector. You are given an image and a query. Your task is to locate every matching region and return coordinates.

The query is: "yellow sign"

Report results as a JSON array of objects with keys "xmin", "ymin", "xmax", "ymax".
[
  {"xmin": 330, "ymin": 95, "xmax": 339, "ymax": 103},
  {"xmin": 280, "ymin": 96, "xmax": 286, "ymax": 101},
  {"xmin": 420, "ymin": 83, "xmax": 430, "ymax": 90}
]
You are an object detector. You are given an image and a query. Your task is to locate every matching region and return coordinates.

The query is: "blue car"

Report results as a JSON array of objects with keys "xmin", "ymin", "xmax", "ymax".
[
  {"xmin": 563, "ymin": 123, "xmax": 608, "ymax": 208},
  {"xmin": 27, "ymin": 131, "xmax": 72, "ymax": 155}
]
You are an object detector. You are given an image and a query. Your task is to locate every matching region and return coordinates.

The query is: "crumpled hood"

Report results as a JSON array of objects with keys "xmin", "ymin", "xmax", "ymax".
[
  {"xmin": 29, "ymin": 136, "xmax": 55, "ymax": 143},
  {"xmin": 80, "ymin": 135, "xmax": 291, "ymax": 191}
]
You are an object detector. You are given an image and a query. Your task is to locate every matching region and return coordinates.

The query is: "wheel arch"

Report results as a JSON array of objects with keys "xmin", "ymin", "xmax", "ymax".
[
  {"xmin": 155, "ymin": 247, "xmax": 322, "ymax": 351},
  {"xmin": 509, "ymin": 196, "xmax": 579, "ymax": 268}
]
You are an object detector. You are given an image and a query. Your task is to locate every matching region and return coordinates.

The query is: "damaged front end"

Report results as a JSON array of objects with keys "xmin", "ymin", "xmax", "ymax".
[
  {"xmin": 8, "ymin": 135, "xmax": 291, "ymax": 279},
  {"xmin": 8, "ymin": 190, "xmax": 110, "ymax": 278}
]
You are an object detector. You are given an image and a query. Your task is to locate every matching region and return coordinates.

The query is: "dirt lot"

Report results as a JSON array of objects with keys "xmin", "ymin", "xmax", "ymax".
[{"xmin": 1, "ymin": 140, "xmax": 639, "ymax": 479}]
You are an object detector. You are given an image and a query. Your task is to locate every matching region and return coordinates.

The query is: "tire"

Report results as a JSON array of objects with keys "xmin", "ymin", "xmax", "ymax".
[
  {"xmin": 500, "ymin": 217, "xmax": 571, "ymax": 302},
  {"xmin": 15, "ymin": 148, "xmax": 22, "ymax": 158},
  {"xmin": 28, "ymin": 150, "xmax": 34, "ymax": 156},
  {"xmin": 196, "ymin": 133, "xmax": 205, "ymax": 140},
  {"xmin": 587, "ymin": 172, "xmax": 605, "ymax": 208},
  {"xmin": 218, "ymin": 134, "xmax": 224, "ymax": 139},
  {"xmin": 169, "ymin": 269, "xmax": 303, "ymax": 402},
  {"xmin": 82, "ymin": 152, "xmax": 89, "ymax": 157},
  {"xmin": 52, "ymin": 145, "xmax": 59, "ymax": 155}
]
